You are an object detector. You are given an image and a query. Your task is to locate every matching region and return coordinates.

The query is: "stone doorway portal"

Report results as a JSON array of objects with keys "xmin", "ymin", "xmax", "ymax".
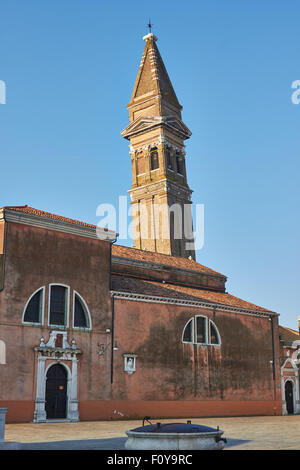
[{"xmin": 285, "ymin": 380, "xmax": 294, "ymax": 415}]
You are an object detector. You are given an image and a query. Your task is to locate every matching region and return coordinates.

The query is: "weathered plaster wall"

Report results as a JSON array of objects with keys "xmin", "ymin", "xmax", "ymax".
[
  {"xmin": 0, "ymin": 222, "xmax": 113, "ymax": 422},
  {"xmin": 109, "ymin": 298, "xmax": 281, "ymax": 417}
]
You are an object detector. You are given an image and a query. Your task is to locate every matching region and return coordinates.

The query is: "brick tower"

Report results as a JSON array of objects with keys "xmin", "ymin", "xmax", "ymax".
[{"xmin": 122, "ymin": 32, "xmax": 195, "ymax": 259}]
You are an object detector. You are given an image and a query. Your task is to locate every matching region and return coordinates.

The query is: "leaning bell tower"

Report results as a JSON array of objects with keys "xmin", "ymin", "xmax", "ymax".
[{"xmin": 121, "ymin": 31, "xmax": 195, "ymax": 260}]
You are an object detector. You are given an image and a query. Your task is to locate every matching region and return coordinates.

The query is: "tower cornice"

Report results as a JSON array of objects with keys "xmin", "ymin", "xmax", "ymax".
[{"xmin": 121, "ymin": 115, "xmax": 191, "ymax": 141}]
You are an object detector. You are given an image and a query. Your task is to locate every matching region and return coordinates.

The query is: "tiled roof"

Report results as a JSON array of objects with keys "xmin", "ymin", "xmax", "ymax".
[
  {"xmin": 279, "ymin": 326, "xmax": 299, "ymax": 343},
  {"xmin": 2, "ymin": 205, "xmax": 113, "ymax": 232},
  {"xmin": 130, "ymin": 33, "xmax": 180, "ymax": 107},
  {"xmin": 112, "ymin": 244, "xmax": 226, "ymax": 278},
  {"xmin": 3, "ymin": 207, "xmax": 225, "ymax": 277},
  {"xmin": 111, "ymin": 275, "xmax": 275, "ymax": 314}
]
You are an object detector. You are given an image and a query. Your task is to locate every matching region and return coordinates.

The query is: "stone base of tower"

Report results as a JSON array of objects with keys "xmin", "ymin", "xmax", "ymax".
[{"xmin": 129, "ymin": 180, "xmax": 196, "ymax": 260}]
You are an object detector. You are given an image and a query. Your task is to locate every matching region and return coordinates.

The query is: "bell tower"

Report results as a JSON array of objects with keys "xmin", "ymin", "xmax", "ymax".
[{"xmin": 122, "ymin": 32, "xmax": 195, "ymax": 260}]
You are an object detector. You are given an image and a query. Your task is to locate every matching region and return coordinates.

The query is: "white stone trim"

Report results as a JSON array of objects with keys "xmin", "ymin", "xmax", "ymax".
[
  {"xmin": 34, "ymin": 332, "xmax": 81, "ymax": 422},
  {"xmin": 22, "ymin": 286, "xmax": 45, "ymax": 325},
  {"xmin": 1, "ymin": 209, "xmax": 117, "ymax": 242},
  {"xmin": 281, "ymin": 346, "xmax": 300, "ymax": 415},
  {"xmin": 130, "ymin": 137, "xmax": 186, "ymax": 156},
  {"xmin": 143, "ymin": 33, "xmax": 158, "ymax": 42},
  {"xmin": 123, "ymin": 354, "xmax": 137, "ymax": 375},
  {"xmin": 111, "ymin": 291, "xmax": 277, "ymax": 318},
  {"xmin": 282, "ymin": 378, "xmax": 298, "ymax": 416},
  {"xmin": 0, "ymin": 340, "xmax": 6, "ymax": 365},
  {"xmin": 128, "ymin": 178, "xmax": 193, "ymax": 200}
]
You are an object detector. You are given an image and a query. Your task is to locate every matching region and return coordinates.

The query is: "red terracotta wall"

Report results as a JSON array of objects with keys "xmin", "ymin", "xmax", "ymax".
[
  {"xmin": 111, "ymin": 298, "xmax": 281, "ymax": 415},
  {"xmin": 0, "ymin": 221, "xmax": 282, "ymax": 422},
  {"xmin": 0, "ymin": 222, "xmax": 113, "ymax": 415},
  {"xmin": 78, "ymin": 399, "xmax": 281, "ymax": 421}
]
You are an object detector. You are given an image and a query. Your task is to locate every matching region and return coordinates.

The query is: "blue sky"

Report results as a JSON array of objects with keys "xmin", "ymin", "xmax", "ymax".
[{"xmin": 1, "ymin": 1, "xmax": 299, "ymax": 329}]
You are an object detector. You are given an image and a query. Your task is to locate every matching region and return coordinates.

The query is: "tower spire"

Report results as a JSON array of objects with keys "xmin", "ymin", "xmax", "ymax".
[{"xmin": 121, "ymin": 33, "xmax": 195, "ymax": 260}]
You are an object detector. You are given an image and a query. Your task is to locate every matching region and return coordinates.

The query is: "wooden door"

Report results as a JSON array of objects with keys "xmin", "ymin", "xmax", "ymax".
[
  {"xmin": 45, "ymin": 364, "xmax": 67, "ymax": 419},
  {"xmin": 285, "ymin": 381, "xmax": 294, "ymax": 415}
]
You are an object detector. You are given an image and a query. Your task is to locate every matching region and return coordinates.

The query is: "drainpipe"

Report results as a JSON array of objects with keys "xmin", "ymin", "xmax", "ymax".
[
  {"xmin": 0, "ymin": 219, "xmax": 8, "ymax": 292},
  {"xmin": 270, "ymin": 315, "xmax": 276, "ymax": 400},
  {"xmin": 109, "ymin": 238, "xmax": 117, "ymax": 385},
  {"xmin": 111, "ymin": 293, "xmax": 115, "ymax": 384}
]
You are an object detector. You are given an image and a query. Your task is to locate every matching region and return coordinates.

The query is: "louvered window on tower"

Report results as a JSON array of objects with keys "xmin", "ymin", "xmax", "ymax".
[
  {"xmin": 150, "ymin": 148, "xmax": 159, "ymax": 170},
  {"xmin": 166, "ymin": 150, "xmax": 172, "ymax": 170},
  {"xmin": 176, "ymin": 155, "xmax": 184, "ymax": 175}
]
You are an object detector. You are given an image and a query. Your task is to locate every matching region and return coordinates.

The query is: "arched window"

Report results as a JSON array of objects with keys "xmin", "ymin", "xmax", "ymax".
[
  {"xmin": 176, "ymin": 154, "xmax": 184, "ymax": 175},
  {"xmin": 73, "ymin": 292, "xmax": 91, "ymax": 329},
  {"xmin": 49, "ymin": 285, "xmax": 69, "ymax": 327},
  {"xmin": 23, "ymin": 287, "xmax": 44, "ymax": 324},
  {"xmin": 165, "ymin": 150, "xmax": 172, "ymax": 170},
  {"xmin": 150, "ymin": 148, "xmax": 159, "ymax": 171},
  {"xmin": 182, "ymin": 316, "xmax": 221, "ymax": 346},
  {"xmin": 22, "ymin": 284, "xmax": 93, "ymax": 331},
  {"xmin": 210, "ymin": 321, "xmax": 220, "ymax": 345},
  {"xmin": 182, "ymin": 318, "xmax": 193, "ymax": 342}
]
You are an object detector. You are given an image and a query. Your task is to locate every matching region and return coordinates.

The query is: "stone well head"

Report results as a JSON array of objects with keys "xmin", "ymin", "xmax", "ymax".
[{"xmin": 125, "ymin": 419, "xmax": 227, "ymax": 450}]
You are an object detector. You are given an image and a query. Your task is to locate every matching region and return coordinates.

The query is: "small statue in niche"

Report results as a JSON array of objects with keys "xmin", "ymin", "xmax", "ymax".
[{"xmin": 124, "ymin": 355, "xmax": 136, "ymax": 374}]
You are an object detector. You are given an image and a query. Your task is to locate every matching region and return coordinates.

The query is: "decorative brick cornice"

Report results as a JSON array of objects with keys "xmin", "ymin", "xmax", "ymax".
[
  {"xmin": 128, "ymin": 179, "xmax": 193, "ymax": 200},
  {"xmin": 110, "ymin": 290, "xmax": 278, "ymax": 318},
  {"xmin": 0, "ymin": 209, "xmax": 117, "ymax": 242},
  {"xmin": 130, "ymin": 136, "xmax": 186, "ymax": 156}
]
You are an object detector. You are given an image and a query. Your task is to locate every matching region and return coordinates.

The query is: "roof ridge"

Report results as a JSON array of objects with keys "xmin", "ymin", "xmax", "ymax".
[
  {"xmin": 111, "ymin": 275, "xmax": 276, "ymax": 315},
  {"xmin": 112, "ymin": 243, "xmax": 226, "ymax": 277},
  {"xmin": 2, "ymin": 205, "xmax": 115, "ymax": 233},
  {"xmin": 279, "ymin": 325, "xmax": 299, "ymax": 334}
]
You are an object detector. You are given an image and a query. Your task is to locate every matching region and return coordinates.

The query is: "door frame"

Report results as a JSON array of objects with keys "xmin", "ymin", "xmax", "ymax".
[
  {"xmin": 34, "ymin": 331, "xmax": 81, "ymax": 423},
  {"xmin": 280, "ymin": 357, "xmax": 299, "ymax": 415}
]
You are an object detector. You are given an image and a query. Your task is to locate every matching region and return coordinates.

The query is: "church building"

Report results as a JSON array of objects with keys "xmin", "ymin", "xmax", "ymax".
[{"xmin": 0, "ymin": 31, "xmax": 298, "ymax": 423}]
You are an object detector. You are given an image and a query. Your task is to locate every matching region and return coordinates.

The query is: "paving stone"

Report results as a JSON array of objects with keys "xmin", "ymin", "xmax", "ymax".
[{"xmin": 4, "ymin": 415, "xmax": 300, "ymax": 450}]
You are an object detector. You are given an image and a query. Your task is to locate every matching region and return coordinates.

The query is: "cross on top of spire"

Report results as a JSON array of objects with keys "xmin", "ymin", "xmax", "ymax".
[
  {"xmin": 143, "ymin": 19, "xmax": 157, "ymax": 42},
  {"xmin": 147, "ymin": 19, "xmax": 153, "ymax": 33}
]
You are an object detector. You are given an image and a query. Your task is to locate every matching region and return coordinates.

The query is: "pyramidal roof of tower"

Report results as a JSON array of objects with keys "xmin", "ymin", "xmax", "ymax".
[{"xmin": 129, "ymin": 33, "xmax": 181, "ymax": 109}]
